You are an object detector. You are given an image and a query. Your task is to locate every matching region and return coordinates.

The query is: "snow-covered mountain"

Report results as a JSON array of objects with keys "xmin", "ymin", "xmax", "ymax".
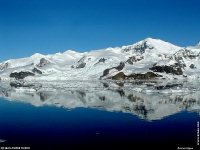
[{"xmin": 1, "ymin": 38, "xmax": 200, "ymax": 81}]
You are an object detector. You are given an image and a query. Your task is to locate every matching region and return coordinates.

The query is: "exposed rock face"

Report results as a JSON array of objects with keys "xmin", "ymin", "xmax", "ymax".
[
  {"xmin": 189, "ymin": 64, "xmax": 196, "ymax": 69},
  {"xmin": 174, "ymin": 55, "xmax": 186, "ymax": 68},
  {"xmin": 134, "ymin": 41, "xmax": 149, "ymax": 52},
  {"xmin": 102, "ymin": 69, "xmax": 110, "ymax": 77},
  {"xmin": 126, "ymin": 56, "xmax": 144, "ymax": 65},
  {"xmin": 173, "ymin": 48, "xmax": 200, "ymax": 68},
  {"xmin": 76, "ymin": 62, "xmax": 86, "ymax": 68},
  {"xmin": 10, "ymin": 71, "xmax": 35, "ymax": 79},
  {"xmin": 112, "ymin": 72, "xmax": 126, "ymax": 80},
  {"xmin": 94, "ymin": 58, "xmax": 106, "ymax": 66},
  {"xmin": 127, "ymin": 72, "xmax": 161, "ymax": 80},
  {"xmin": 0, "ymin": 62, "xmax": 9, "ymax": 71},
  {"xmin": 122, "ymin": 40, "xmax": 154, "ymax": 53},
  {"xmin": 37, "ymin": 58, "xmax": 50, "ymax": 67},
  {"xmin": 174, "ymin": 49, "xmax": 199, "ymax": 59},
  {"xmin": 76, "ymin": 56, "xmax": 87, "ymax": 68},
  {"xmin": 100, "ymin": 62, "xmax": 125, "ymax": 79},
  {"xmin": 115, "ymin": 62, "xmax": 125, "ymax": 71},
  {"xmin": 77, "ymin": 56, "xmax": 86, "ymax": 63},
  {"xmin": 149, "ymin": 64, "xmax": 183, "ymax": 75},
  {"xmin": 98, "ymin": 58, "xmax": 106, "ymax": 63},
  {"xmin": 32, "ymin": 68, "xmax": 42, "ymax": 74}
]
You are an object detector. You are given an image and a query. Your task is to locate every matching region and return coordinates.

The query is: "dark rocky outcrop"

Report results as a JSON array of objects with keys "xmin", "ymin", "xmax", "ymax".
[
  {"xmin": 115, "ymin": 62, "xmax": 125, "ymax": 71},
  {"xmin": 127, "ymin": 72, "xmax": 162, "ymax": 80},
  {"xmin": 76, "ymin": 56, "xmax": 87, "ymax": 68},
  {"xmin": 134, "ymin": 41, "xmax": 154, "ymax": 53},
  {"xmin": 77, "ymin": 56, "xmax": 86, "ymax": 63},
  {"xmin": 189, "ymin": 64, "xmax": 196, "ymax": 69},
  {"xmin": 100, "ymin": 62, "xmax": 125, "ymax": 79},
  {"xmin": 122, "ymin": 41, "xmax": 153, "ymax": 53},
  {"xmin": 103, "ymin": 82, "xmax": 109, "ymax": 88},
  {"xmin": 102, "ymin": 63, "xmax": 162, "ymax": 80},
  {"xmin": 173, "ymin": 48, "xmax": 200, "ymax": 68},
  {"xmin": 94, "ymin": 58, "xmax": 106, "ymax": 66},
  {"xmin": 149, "ymin": 64, "xmax": 183, "ymax": 75},
  {"xmin": 10, "ymin": 71, "xmax": 35, "ymax": 79},
  {"xmin": 112, "ymin": 72, "xmax": 126, "ymax": 80},
  {"xmin": 174, "ymin": 49, "xmax": 199, "ymax": 60},
  {"xmin": 98, "ymin": 58, "xmax": 106, "ymax": 63},
  {"xmin": 126, "ymin": 56, "xmax": 144, "ymax": 64},
  {"xmin": 37, "ymin": 58, "xmax": 50, "ymax": 67},
  {"xmin": 32, "ymin": 68, "xmax": 42, "ymax": 74},
  {"xmin": 76, "ymin": 62, "xmax": 86, "ymax": 68},
  {"xmin": 102, "ymin": 69, "xmax": 110, "ymax": 77}
]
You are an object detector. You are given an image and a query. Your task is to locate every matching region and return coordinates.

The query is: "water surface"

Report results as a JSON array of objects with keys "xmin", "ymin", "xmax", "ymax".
[{"xmin": 0, "ymin": 81, "xmax": 199, "ymax": 149}]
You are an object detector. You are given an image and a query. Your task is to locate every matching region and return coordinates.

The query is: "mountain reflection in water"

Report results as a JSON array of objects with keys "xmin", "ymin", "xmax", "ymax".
[{"xmin": 0, "ymin": 80, "xmax": 199, "ymax": 121}]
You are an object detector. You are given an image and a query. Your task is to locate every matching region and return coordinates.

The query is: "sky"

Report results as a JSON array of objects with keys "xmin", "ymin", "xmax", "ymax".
[{"xmin": 0, "ymin": 0, "xmax": 200, "ymax": 61}]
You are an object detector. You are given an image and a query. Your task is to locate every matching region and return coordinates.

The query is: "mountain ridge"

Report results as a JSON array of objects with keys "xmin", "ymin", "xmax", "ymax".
[{"xmin": 0, "ymin": 38, "xmax": 200, "ymax": 81}]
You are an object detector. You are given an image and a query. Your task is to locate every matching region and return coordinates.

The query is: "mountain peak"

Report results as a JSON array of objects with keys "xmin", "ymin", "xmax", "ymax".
[
  {"xmin": 143, "ymin": 37, "xmax": 160, "ymax": 42},
  {"xmin": 142, "ymin": 38, "xmax": 174, "ymax": 46},
  {"xmin": 31, "ymin": 53, "xmax": 44, "ymax": 58},
  {"xmin": 124, "ymin": 38, "xmax": 182, "ymax": 54}
]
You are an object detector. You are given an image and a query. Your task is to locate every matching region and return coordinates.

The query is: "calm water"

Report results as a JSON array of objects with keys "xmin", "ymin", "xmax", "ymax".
[
  {"xmin": 0, "ymin": 81, "xmax": 199, "ymax": 149},
  {"xmin": 0, "ymin": 99, "xmax": 199, "ymax": 149}
]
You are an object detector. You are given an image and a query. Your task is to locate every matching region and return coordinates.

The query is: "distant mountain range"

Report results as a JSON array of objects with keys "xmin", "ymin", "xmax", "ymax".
[{"xmin": 0, "ymin": 38, "xmax": 200, "ymax": 81}]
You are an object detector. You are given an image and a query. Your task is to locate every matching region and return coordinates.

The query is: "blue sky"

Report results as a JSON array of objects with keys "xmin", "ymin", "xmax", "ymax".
[{"xmin": 0, "ymin": 0, "xmax": 200, "ymax": 61}]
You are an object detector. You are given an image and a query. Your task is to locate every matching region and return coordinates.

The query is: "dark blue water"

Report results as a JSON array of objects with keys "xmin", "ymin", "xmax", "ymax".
[{"xmin": 0, "ymin": 97, "xmax": 199, "ymax": 150}]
